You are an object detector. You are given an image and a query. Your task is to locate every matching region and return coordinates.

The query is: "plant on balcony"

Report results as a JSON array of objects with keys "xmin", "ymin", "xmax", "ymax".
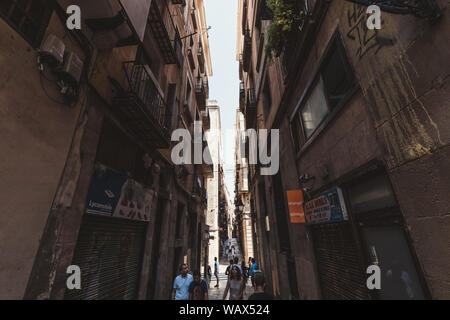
[{"xmin": 265, "ymin": 0, "xmax": 305, "ymax": 59}]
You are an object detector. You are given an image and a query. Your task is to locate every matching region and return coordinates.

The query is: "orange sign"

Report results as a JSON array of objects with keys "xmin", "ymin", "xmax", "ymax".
[{"xmin": 286, "ymin": 190, "xmax": 306, "ymax": 223}]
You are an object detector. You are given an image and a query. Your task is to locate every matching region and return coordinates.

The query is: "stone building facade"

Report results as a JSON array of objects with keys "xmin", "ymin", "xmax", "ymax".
[
  {"xmin": 0, "ymin": 0, "xmax": 213, "ymax": 300},
  {"xmin": 234, "ymin": 110, "xmax": 255, "ymax": 263},
  {"xmin": 205, "ymin": 100, "xmax": 223, "ymax": 266},
  {"xmin": 237, "ymin": 0, "xmax": 449, "ymax": 299}
]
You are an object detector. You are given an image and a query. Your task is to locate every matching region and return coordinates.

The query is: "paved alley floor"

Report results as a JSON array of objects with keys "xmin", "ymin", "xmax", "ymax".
[{"xmin": 206, "ymin": 239, "xmax": 254, "ymax": 300}]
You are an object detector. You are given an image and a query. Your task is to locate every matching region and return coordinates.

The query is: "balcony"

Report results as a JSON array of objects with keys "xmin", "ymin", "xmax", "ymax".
[
  {"xmin": 78, "ymin": 0, "xmax": 150, "ymax": 49},
  {"xmin": 148, "ymin": 0, "xmax": 184, "ymax": 68},
  {"xmin": 195, "ymin": 77, "xmax": 207, "ymax": 111},
  {"xmin": 202, "ymin": 110, "xmax": 210, "ymax": 131},
  {"xmin": 204, "ymin": 77, "xmax": 209, "ymax": 100},
  {"xmin": 239, "ymin": 82, "xmax": 245, "ymax": 111},
  {"xmin": 195, "ymin": 140, "xmax": 213, "ymax": 178},
  {"xmin": 112, "ymin": 61, "xmax": 171, "ymax": 148},
  {"xmin": 239, "ymin": 54, "xmax": 244, "ymax": 80},
  {"xmin": 198, "ymin": 46, "xmax": 205, "ymax": 74},
  {"xmin": 245, "ymin": 88, "xmax": 257, "ymax": 129},
  {"xmin": 242, "ymin": 29, "xmax": 252, "ymax": 72},
  {"xmin": 187, "ymin": 48, "xmax": 195, "ymax": 70}
]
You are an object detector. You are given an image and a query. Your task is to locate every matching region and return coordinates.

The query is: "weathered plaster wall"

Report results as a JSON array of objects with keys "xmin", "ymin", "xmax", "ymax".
[
  {"xmin": 288, "ymin": 0, "xmax": 449, "ymax": 299},
  {"xmin": 0, "ymin": 14, "xmax": 83, "ymax": 299}
]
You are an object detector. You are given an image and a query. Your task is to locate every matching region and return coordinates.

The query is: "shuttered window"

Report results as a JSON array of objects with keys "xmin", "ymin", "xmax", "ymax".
[{"xmin": 64, "ymin": 214, "xmax": 147, "ymax": 300}]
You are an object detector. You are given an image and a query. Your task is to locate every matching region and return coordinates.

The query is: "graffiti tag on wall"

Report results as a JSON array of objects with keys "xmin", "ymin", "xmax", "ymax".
[{"xmin": 346, "ymin": 3, "xmax": 395, "ymax": 59}]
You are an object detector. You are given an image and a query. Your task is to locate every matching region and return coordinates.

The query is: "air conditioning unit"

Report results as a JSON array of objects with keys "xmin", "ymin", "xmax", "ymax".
[
  {"xmin": 60, "ymin": 51, "xmax": 84, "ymax": 86},
  {"xmin": 38, "ymin": 34, "xmax": 65, "ymax": 66}
]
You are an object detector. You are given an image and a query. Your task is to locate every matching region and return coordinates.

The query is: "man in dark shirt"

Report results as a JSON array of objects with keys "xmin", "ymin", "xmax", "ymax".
[
  {"xmin": 248, "ymin": 271, "xmax": 274, "ymax": 300},
  {"xmin": 189, "ymin": 270, "xmax": 209, "ymax": 300}
]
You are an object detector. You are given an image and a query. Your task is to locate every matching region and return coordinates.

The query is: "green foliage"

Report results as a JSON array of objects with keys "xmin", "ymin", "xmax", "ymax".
[{"xmin": 264, "ymin": 0, "xmax": 305, "ymax": 60}]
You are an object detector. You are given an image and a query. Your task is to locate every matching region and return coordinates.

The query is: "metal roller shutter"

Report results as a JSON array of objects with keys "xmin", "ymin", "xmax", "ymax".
[
  {"xmin": 64, "ymin": 214, "xmax": 147, "ymax": 300},
  {"xmin": 312, "ymin": 222, "xmax": 370, "ymax": 300}
]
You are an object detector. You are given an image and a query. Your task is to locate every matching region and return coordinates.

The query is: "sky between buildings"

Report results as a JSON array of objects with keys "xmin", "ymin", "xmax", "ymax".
[{"xmin": 204, "ymin": 0, "xmax": 239, "ymax": 202}]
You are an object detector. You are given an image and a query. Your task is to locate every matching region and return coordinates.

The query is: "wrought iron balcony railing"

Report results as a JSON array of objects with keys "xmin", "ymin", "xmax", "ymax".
[
  {"xmin": 203, "ymin": 77, "xmax": 209, "ymax": 100},
  {"xmin": 112, "ymin": 61, "xmax": 171, "ymax": 148},
  {"xmin": 195, "ymin": 77, "xmax": 207, "ymax": 110},
  {"xmin": 242, "ymin": 29, "xmax": 252, "ymax": 72},
  {"xmin": 246, "ymin": 88, "xmax": 257, "ymax": 109},
  {"xmin": 149, "ymin": 0, "xmax": 184, "ymax": 68},
  {"xmin": 202, "ymin": 110, "xmax": 210, "ymax": 130},
  {"xmin": 245, "ymin": 88, "xmax": 257, "ymax": 129},
  {"xmin": 198, "ymin": 45, "xmax": 205, "ymax": 74},
  {"xmin": 239, "ymin": 54, "xmax": 244, "ymax": 80},
  {"xmin": 239, "ymin": 82, "xmax": 246, "ymax": 111}
]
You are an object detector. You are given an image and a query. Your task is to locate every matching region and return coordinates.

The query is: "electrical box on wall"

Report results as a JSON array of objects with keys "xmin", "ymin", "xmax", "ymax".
[{"xmin": 38, "ymin": 34, "xmax": 65, "ymax": 67}]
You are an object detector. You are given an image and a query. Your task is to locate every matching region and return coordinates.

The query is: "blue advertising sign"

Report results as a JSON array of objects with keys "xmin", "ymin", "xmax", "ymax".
[
  {"xmin": 85, "ymin": 163, "xmax": 152, "ymax": 222},
  {"xmin": 304, "ymin": 187, "xmax": 349, "ymax": 225}
]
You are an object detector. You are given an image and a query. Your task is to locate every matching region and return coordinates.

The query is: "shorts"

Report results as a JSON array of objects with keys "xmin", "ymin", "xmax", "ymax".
[{"xmin": 214, "ymin": 271, "xmax": 219, "ymax": 277}]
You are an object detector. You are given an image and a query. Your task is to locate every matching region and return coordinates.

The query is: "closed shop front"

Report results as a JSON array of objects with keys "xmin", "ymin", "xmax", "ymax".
[
  {"xmin": 308, "ymin": 170, "xmax": 428, "ymax": 300},
  {"xmin": 65, "ymin": 119, "xmax": 154, "ymax": 300},
  {"xmin": 307, "ymin": 188, "xmax": 369, "ymax": 299},
  {"xmin": 64, "ymin": 214, "xmax": 147, "ymax": 300},
  {"xmin": 312, "ymin": 222, "xmax": 369, "ymax": 299}
]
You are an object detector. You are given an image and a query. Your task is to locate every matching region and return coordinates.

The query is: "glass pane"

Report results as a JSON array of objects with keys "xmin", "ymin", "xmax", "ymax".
[
  {"xmin": 362, "ymin": 225, "xmax": 425, "ymax": 300},
  {"xmin": 348, "ymin": 174, "xmax": 397, "ymax": 214},
  {"xmin": 301, "ymin": 76, "xmax": 329, "ymax": 138},
  {"xmin": 322, "ymin": 42, "xmax": 355, "ymax": 109}
]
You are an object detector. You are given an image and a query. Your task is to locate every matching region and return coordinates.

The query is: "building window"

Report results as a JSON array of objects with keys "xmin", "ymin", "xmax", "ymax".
[
  {"xmin": 290, "ymin": 34, "xmax": 357, "ymax": 150},
  {"xmin": 0, "ymin": 0, "xmax": 52, "ymax": 47},
  {"xmin": 262, "ymin": 77, "xmax": 272, "ymax": 119},
  {"xmin": 301, "ymin": 76, "xmax": 329, "ymax": 138}
]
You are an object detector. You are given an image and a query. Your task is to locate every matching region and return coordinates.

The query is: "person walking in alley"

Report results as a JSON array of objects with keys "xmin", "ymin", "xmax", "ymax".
[
  {"xmin": 233, "ymin": 256, "xmax": 243, "ymax": 274},
  {"xmin": 172, "ymin": 264, "xmax": 193, "ymax": 300},
  {"xmin": 222, "ymin": 266, "xmax": 245, "ymax": 300},
  {"xmin": 207, "ymin": 265, "xmax": 212, "ymax": 286},
  {"xmin": 249, "ymin": 258, "xmax": 258, "ymax": 287},
  {"xmin": 225, "ymin": 259, "xmax": 234, "ymax": 276},
  {"xmin": 188, "ymin": 270, "xmax": 209, "ymax": 300},
  {"xmin": 248, "ymin": 271, "xmax": 274, "ymax": 300},
  {"xmin": 214, "ymin": 257, "xmax": 220, "ymax": 288},
  {"xmin": 241, "ymin": 261, "xmax": 249, "ymax": 283}
]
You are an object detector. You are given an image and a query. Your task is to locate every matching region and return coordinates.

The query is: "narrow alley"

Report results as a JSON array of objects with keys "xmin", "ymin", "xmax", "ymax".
[
  {"xmin": 0, "ymin": 0, "xmax": 448, "ymax": 303},
  {"xmin": 207, "ymin": 240, "xmax": 254, "ymax": 300}
]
